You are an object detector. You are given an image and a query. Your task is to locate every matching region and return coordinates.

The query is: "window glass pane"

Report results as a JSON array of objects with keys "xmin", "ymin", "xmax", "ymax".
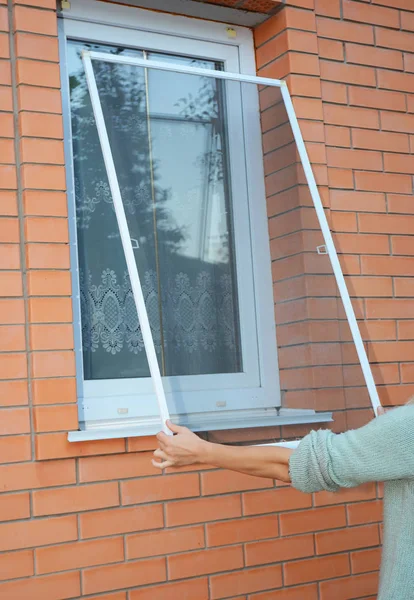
[{"xmin": 68, "ymin": 41, "xmax": 242, "ymax": 380}]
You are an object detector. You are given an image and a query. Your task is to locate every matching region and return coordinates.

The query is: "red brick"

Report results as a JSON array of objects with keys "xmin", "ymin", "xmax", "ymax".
[
  {"xmin": 319, "ymin": 572, "xmax": 379, "ymax": 600},
  {"xmin": 324, "ymin": 104, "xmax": 379, "ymax": 129},
  {"xmin": 37, "ymin": 537, "xmax": 124, "ymax": 574},
  {"xmin": 121, "ymin": 473, "xmax": 199, "ymax": 505},
  {"xmin": 0, "ymin": 112, "xmax": 13, "ymax": 137},
  {"xmin": 0, "ymin": 191, "xmax": 17, "ymax": 216},
  {"xmin": 201, "ymin": 470, "xmax": 273, "ymax": 495},
  {"xmin": 31, "ymin": 350, "xmax": 75, "ymax": 378},
  {"xmin": 22, "ymin": 164, "xmax": 65, "ymax": 190},
  {"xmin": 33, "ymin": 404, "xmax": 78, "ymax": 432},
  {"xmin": 0, "ymin": 458, "xmax": 75, "ymax": 493},
  {"xmin": 14, "ymin": 0, "xmax": 57, "ymax": 7},
  {"xmin": 15, "ymin": 31, "xmax": 59, "ymax": 60},
  {"xmin": 0, "ymin": 435, "xmax": 31, "ymax": 463},
  {"xmin": 285, "ymin": 74, "xmax": 322, "ymax": 98},
  {"xmin": 24, "ymin": 191, "xmax": 67, "ymax": 218},
  {"xmin": 169, "ymin": 545, "xmax": 243, "ymax": 580},
  {"xmin": 384, "ymin": 153, "xmax": 414, "ymax": 175},
  {"xmin": 0, "ymin": 515, "xmax": 77, "ymax": 551},
  {"xmin": 29, "ymin": 322, "xmax": 73, "ymax": 352},
  {"xmin": 344, "ymin": 1, "xmax": 399, "ymax": 28},
  {"xmin": 0, "ymin": 85, "xmax": 12, "ymax": 111},
  {"xmin": 325, "ymin": 125, "xmax": 350, "ymax": 147},
  {"xmin": 376, "ymin": 27, "xmax": 414, "ymax": 53},
  {"xmin": 328, "ymin": 167, "xmax": 353, "ymax": 189},
  {"xmin": 207, "ymin": 515, "xmax": 278, "ymax": 547},
  {"xmin": 366, "ymin": 297, "xmax": 414, "ymax": 317},
  {"xmin": 127, "ymin": 525, "xmax": 204, "ymax": 559},
  {"xmin": 392, "ymin": 236, "xmax": 414, "ymax": 256},
  {"xmin": 21, "ymin": 139, "xmax": 64, "ymax": 165},
  {"xmin": 27, "ymin": 244, "xmax": 69, "ymax": 270},
  {"xmin": 0, "ymin": 139, "xmax": 15, "ymax": 164},
  {"xmin": 334, "ymin": 233, "xmax": 388, "ymax": 255},
  {"xmin": 321, "ymin": 60, "xmax": 375, "ymax": 86},
  {"xmin": 388, "ymin": 194, "xmax": 414, "ymax": 214},
  {"xmin": 33, "ymin": 482, "xmax": 119, "ymax": 516},
  {"xmin": 359, "ymin": 213, "xmax": 414, "ymax": 234},
  {"xmin": 378, "ymin": 70, "xmax": 414, "ymax": 94},
  {"xmin": 257, "ymin": 30, "xmax": 318, "ymax": 68},
  {"xmin": 345, "ymin": 276, "xmax": 392, "ymax": 298},
  {"xmin": 31, "ymin": 377, "xmax": 75, "ymax": 405},
  {"xmin": 0, "ymin": 492, "xmax": 30, "ymax": 521},
  {"xmin": 327, "ymin": 147, "xmax": 382, "ymax": 171},
  {"xmin": 0, "ymin": 407, "xmax": 30, "ymax": 435},
  {"xmin": 20, "ymin": 112, "xmax": 63, "ymax": 138},
  {"xmin": 35, "ymin": 432, "xmax": 125, "ymax": 460},
  {"xmin": 285, "ymin": 553, "xmax": 350, "ymax": 586},
  {"xmin": 280, "ymin": 505, "xmax": 346, "ymax": 536},
  {"xmin": 314, "ymin": 483, "xmax": 376, "ymax": 507},
  {"xmin": 79, "ymin": 451, "xmax": 158, "ymax": 482},
  {"xmin": 316, "ymin": 0, "xmax": 340, "ymax": 18},
  {"xmin": 353, "ymin": 129, "xmax": 409, "ymax": 153},
  {"xmin": 28, "ymin": 298, "xmax": 72, "ymax": 323},
  {"xmin": 351, "ymin": 548, "xmax": 381, "ymax": 574},
  {"xmin": 355, "ymin": 172, "xmax": 412, "ymax": 194},
  {"xmin": 0, "ymin": 379, "xmax": 28, "ymax": 406},
  {"xmin": 18, "ymin": 85, "xmax": 61, "ymax": 113},
  {"xmin": 368, "ymin": 341, "xmax": 414, "ymax": 362},
  {"xmin": 318, "ymin": 37, "xmax": 343, "ymax": 61},
  {"xmin": 129, "ymin": 579, "xmax": 208, "ymax": 600},
  {"xmin": 0, "ymin": 165, "xmax": 17, "ymax": 189},
  {"xmin": 243, "ymin": 486, "xmax": 312, "ymax": 516},
  {"xmin": 292, "ymin": 97, "xmax": 324, "ymax": 120},
  {"xmin": 402, "ymin": 10, "xmax": 414, "ymax": 31},
  {"xmin": 317, "ymin": 17, "xmax": 374, "ymax": 44},
  {"xmin": 0, "ymin": 244, "xmax": 20, "ymax": 270},
  {"xmin": 14, "ymin": 5, "xmax": 57, "ymax": 35},
  {"xmin": 83, "ymin": 558, "xmax": 166, "ymax": 595},
  {"xmin": 246, "ymin": 533, "xmax": 314, "ymax": 566},
  {"xmin": 80, "ymin": 504, "xmax": 163, "ymax": 539},
  {"xmin": 395, "ymin": 279, "xmax": 414, "ymax": 298},
  {"xmin": 0, "ymin": 549, "xmax": 33, "ymax": 581},
  {"xmin": 0, "ymin": 217, "xmax": 19, "ymax": 243},
  {"xmin": 210, "ymin": 565, "xmax": 282, "ymax": 599},
  {"xmin": 166, "ymin": 494, "xmax": 242, "ymax": 527},
  {"xmin": 252, "ymin": 584, "xmax": 318, "ymax": 600},
  {"xmin": 0, "ymin": 353, "xmax": 27, "ymax": 379},
  {"xmin": 321, "ymin": 81, "xmax": 346, "ymax": 104},
  {"xmin": 330, "ymin": 190, "xmax": 386, "ymax": 213},
  {"xmin": 347, "ymin": 500, "xmax": 383, "ymax": 525},
  {"xmin": 381, "ymin": 111, "xmax": 414, "ymax": 133},
  {"xmin": 0, "ymin": 571, "xmax": 80, "ymax": 600},
  {"xmin": 0, "ymin": 272, "xmax": 23, "ymax": 297},
  {"xmin": 17, "ymin": 59, "xmax": 60, "ymax": 87},
  {"xmin": 0, "ymin": 32, "xmax": 9, "ymax": 58},
  {"xmin": 316, "ymin": 523, "xmax": 379, "ymax": 555}
]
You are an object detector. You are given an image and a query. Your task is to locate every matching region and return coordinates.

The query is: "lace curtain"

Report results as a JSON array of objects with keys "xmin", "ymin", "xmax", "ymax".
[{"xmin": 68, "ymin": 41, "xmax": 241, "ymax": 380}]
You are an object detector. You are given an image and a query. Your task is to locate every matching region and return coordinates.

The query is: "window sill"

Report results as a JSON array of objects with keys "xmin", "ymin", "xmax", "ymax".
[{"xmin": 67, "ymin": 408, "xmax": 332, "ymax": 442}]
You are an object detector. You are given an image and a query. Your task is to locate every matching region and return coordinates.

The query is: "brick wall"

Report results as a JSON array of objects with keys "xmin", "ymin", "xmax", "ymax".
[{"xmin": 0, "ymin": 0, "xmax": 412, "ymax": 597}]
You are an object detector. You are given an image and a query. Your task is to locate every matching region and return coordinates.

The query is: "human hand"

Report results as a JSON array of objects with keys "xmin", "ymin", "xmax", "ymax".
[{"xmin": 152, "ymin": 420, "xmax": 209, "ymax": 470}]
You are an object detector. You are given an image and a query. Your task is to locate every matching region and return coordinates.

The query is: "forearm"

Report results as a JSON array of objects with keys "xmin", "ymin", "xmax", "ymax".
[{"xmin": 202, "ymin": 441, "xmax": 293, "ymax": 482}]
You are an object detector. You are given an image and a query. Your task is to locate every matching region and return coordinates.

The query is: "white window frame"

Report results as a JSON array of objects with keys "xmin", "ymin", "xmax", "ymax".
[{"xmin": 59, "ymin": 0, "xmax": 368, "ymax": 441}]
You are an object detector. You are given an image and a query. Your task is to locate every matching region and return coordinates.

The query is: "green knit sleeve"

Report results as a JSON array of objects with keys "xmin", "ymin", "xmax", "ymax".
[{"xmin": 289, "ymin": 405, "xmax": 414, "ymax": 493}]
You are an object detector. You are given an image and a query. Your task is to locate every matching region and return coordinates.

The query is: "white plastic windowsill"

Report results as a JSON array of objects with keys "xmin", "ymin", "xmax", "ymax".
[{"xmin": 67, "ymin": 408, "xmax": 332, "ymax": 444}]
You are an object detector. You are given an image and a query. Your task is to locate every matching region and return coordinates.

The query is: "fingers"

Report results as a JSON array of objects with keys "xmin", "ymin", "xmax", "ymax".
[
  {"xmin": 377, "ymin": 406, "xmax": 386, "ymax": 416},
  {"xmin": 166, "ymin": 420, "xmax": 186, "ymax": 434},
  {"xmin": 152, "ymin": 458, "xmax": 173, "ymax": 470},
  {"xmin": 153, "ymin": 448, "xmax": 168, "ymax": 461}
]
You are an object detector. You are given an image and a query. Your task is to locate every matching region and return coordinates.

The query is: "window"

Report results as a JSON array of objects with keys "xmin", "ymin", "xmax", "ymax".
[{"xmin": 61, "ymin": 1, "xmax": 341, "ymax": 439}]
